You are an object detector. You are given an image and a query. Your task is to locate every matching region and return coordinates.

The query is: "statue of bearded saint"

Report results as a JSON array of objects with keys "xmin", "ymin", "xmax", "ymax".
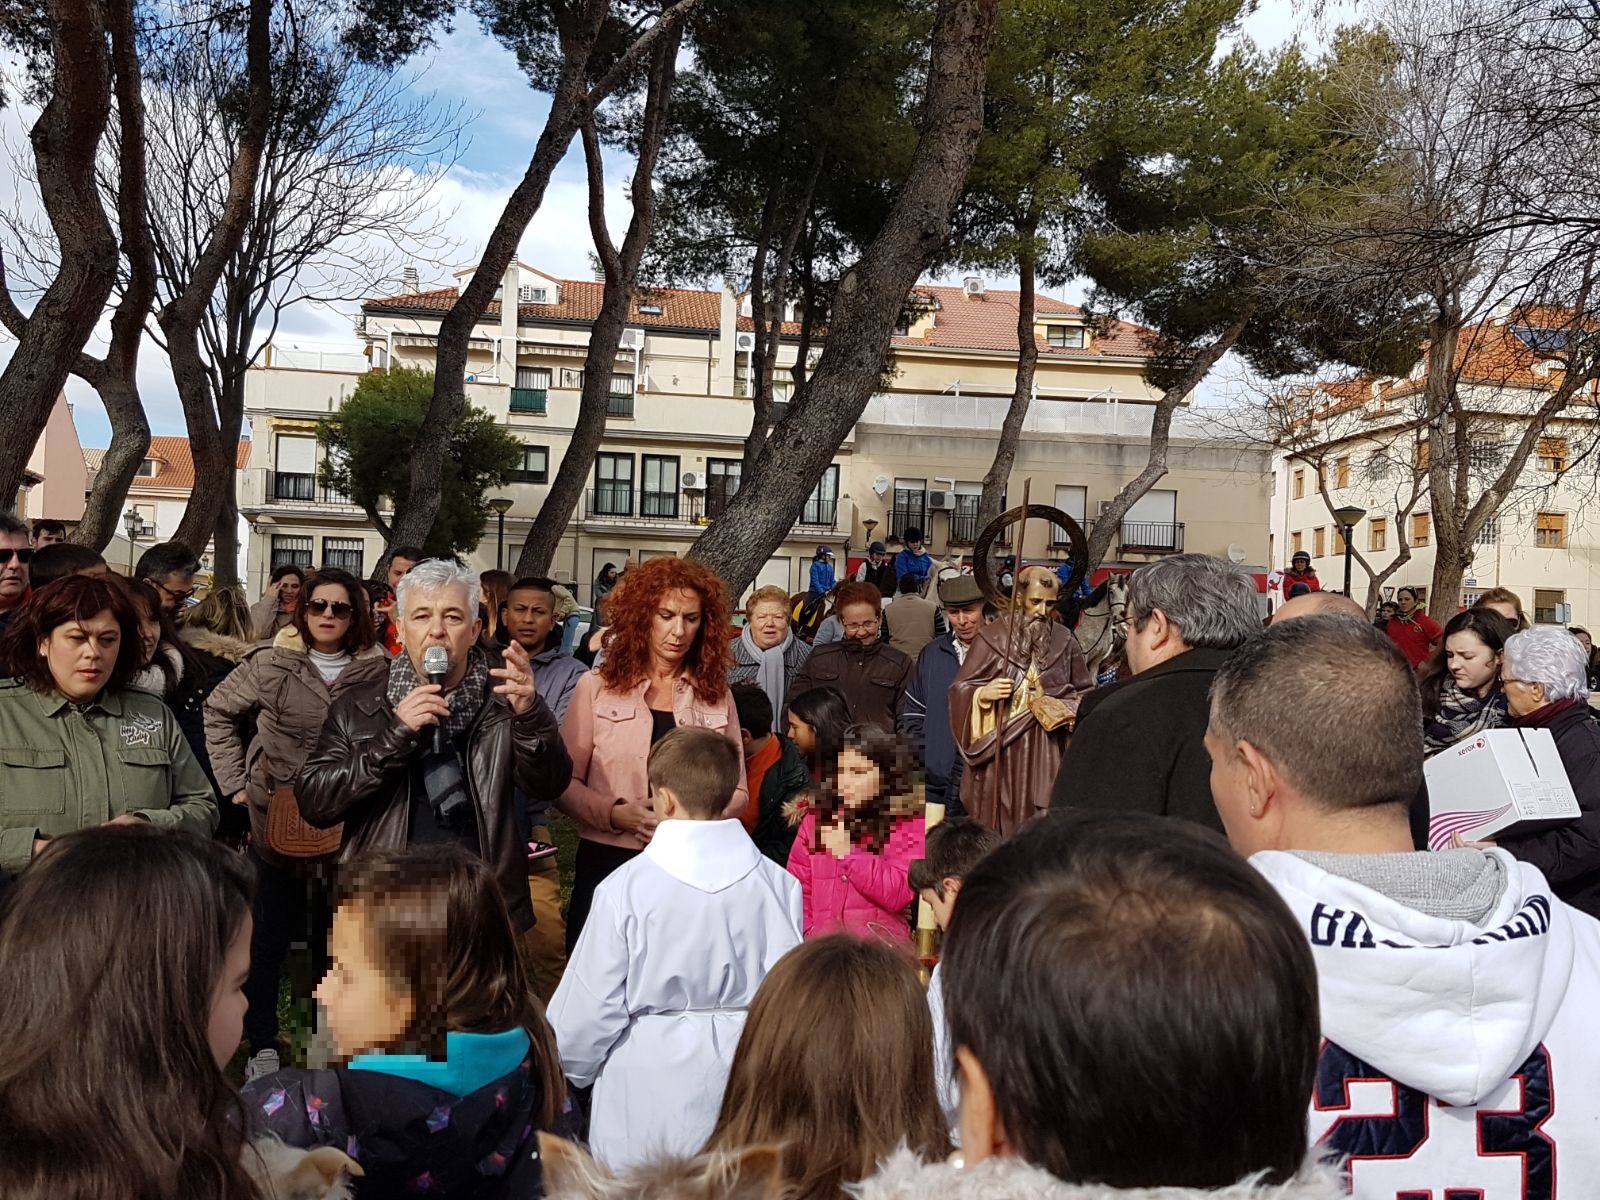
[{"xmin": 949, "ymin": 566, "xmax": 1091, "ymax": 835}]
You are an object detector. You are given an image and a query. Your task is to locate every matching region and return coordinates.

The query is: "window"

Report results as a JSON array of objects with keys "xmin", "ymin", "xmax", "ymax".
[
  {"xmin": 512, "ymin": 367, "xmax": 551, "ymax": 414},
  {"xmin": 1538, "ymin": 436, "xmax": 1569, "ymax": 472},
  {"xmin": 608, "ymin": 374, "xmax": 635, "ymax": 418},
  {"xmin": 517, "ymin": 284, "xmax": 548, "ymax": 304},
  {"xmin": 1333, "ymin": 527, "xmax": 1347, "ymax": 555},
  {"xmin": 1535, "ymin": 511, "xmax": 1568, "ymax": 549},
  {"xmin": 949, "ymin": 483, "xmax": 984, "ymax": 544},
  {"xmin": 321, "ymin": 537, "xmax": 364, "ymax": 575},
  {"xmin": 136, "ymin": 458, "xmax": 158, "ymax": 478},
  {"xmin": 512, "ymin": 444, "xmax": 549, "ymax": 484},
  {"xmin": 1051, "ymin": 485, "xmax": 1088, "ymax": 547},
  {"xmin": 893, "ymin": 313, "xmax": 912, "ymax": 337},
  {"xmin": 1293, "ymin": 469, "xmax": 1305, "ymax": 499},
  {"xmin": 1335, "ymin": 456, "xmax": 1350, "ymax": 489},
  {"xmin": 1368, "ymin": 517, "xmax": 1387, "ymax": 552},
  {"xmin": 890, "ymin": 478, "xmax": 927, "ymax": 541},
  {"xmin": 1122, "ymin": 489, "xmax": 1180, "ymax": 552},
  {"xmin": 1365, "ymin": 454, "xmax": 1394, "ymax": 481},
  {"xmin": 801, "ymin": 465, "xmax": 842, "ymax": 528},
  {"xmin": 1475, "ymin": 517, "xmax": 1499, "ymax": 545},
  {"xmin": 641, "ymin": 455, "xmax": 680, "ymax": 518},
  {"xmin": 1411, "ymin": 512, "xmax": 1431, "ymax": 546},
  {"xmin": 1291, "ymin": 531, "xmax": 1303, "ymax": 554},
  {"xmin": 273, "ymin": 435, "xmax": 318, "ymax": 501},
  {"xmin": 1415, "ymin": 439, "xmax": 1431, "ymax": 469},
  {"xmin": 1313, "ymin": 527, "xmax": 1326, "ymax": 558},
  {"xmin": 706, "ymin": 458, "xmax": 742, "ymax": 518},
  {"xmin": 1469, "ymin": 439, "xmax": 1505, "ymax": 471},
  {"xmin": 594, "ymin": 453, "xmax": 634, "ymax": 516},
  {"xmin": 1535, "ymin": 588, "xmax": 1566, "ymax": 625},
  {"xmin": 1045, "ymin": 324, "xmax": 1086, "ymax": 349},
  {"xmin": 559, "ymin": 367, "xmax": 584, "ymax": 389},
  {"xmin": 638, "ymin": 302, "xmax": 663, "ymax": 316},
  {"xmin": 270, "ymin": 535, "xmax": 313, "ymax": 570}
]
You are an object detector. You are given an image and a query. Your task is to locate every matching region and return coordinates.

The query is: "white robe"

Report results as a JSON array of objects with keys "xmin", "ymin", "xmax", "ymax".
[{"xmin": 548, "ymin": 817, "xmax": 803, "ymax": 1170}]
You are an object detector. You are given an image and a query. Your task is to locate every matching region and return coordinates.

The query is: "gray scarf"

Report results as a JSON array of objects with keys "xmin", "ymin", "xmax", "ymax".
[
  {"xmin": 739, "ymin": 625, "xmax": 791, "ymax": 718},
  {"xmin": 386, "ymin": 645, "xmax": 490, "ymax": 744}
]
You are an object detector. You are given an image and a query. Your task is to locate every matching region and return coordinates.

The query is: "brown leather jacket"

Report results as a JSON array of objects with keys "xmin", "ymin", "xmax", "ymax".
[{"xmin": 297, "ymin": 652, "xmax": 571, "ymax": 931}]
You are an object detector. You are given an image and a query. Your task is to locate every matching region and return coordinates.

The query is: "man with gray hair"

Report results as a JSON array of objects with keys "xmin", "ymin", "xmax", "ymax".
[
  {"xmin": 1496, "ymin": 626, "xmax": 1600, "ymax": 919},
  {"xmin": 1050, "ymin": 553, "xmax": 1260, "ymax": 829},
  {"xmin": 300, "ymin": 558, "xmax": 572, "ymax": 932}
]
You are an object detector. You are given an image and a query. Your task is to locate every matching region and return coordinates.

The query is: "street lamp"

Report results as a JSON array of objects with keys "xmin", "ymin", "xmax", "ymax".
[
  {"xmin": 122, "ymin": 506, "xmax": 142, "ymax": 575},
  {"xmin": 1333, "ymin": 504, "xmax": 1367, "ymax": 597},
  {"xmin": 489, "ymin": 497, "xmax": 514, "ymax": 571}
]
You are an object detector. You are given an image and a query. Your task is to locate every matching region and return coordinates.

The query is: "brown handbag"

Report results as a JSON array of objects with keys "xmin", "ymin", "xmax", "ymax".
[{"xmin": 260, "ymin": 753, "xmax": 342, "ymax": 859}]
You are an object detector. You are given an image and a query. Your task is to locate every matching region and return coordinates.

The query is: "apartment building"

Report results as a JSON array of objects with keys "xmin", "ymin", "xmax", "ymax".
[
  {"xmin": 240, "ymin": 261, "xmax": 1272, "ymax": 601},
  {"xmin": 1269, "ymin": 309, "xmax": 1600, "ymax": 622}
]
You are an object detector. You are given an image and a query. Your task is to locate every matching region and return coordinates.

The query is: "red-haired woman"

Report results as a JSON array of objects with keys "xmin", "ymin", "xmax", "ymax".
[{"xmin": 558, "ymin": 556, "xmax": 748, "ymax": 949}]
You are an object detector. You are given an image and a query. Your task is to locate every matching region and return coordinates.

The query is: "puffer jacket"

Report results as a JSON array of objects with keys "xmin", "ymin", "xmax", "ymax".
[
  {"xmin": 202, "ymin": 628, "xmax": 391, "ymax": 868},
  {"xmin": 297, "ymin": 649, "xmax": 571, "ymax": 932},
  {"xmin": 852, "ymin": 1149, "xmax": 1343, "ymax": 1200},
  {"xmin": 785, "ymin": 789, "xmax": 924, "ymax": 943}
]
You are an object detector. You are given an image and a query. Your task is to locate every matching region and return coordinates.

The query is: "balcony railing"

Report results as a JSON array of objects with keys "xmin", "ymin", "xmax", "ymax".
[
  {"xmin": 797, "ymin": 496, "xmax": 839, "ymax": 529},
  {"xmin": 607, "ymin": 392, "xmax": 635, "ymax": 418},
  {"xmin": 584, "ymin": 487, "xmax": 684, "ymax": 523},
  {"xmin": 1114, "ymin": 520, "xmax": 1185, "ymax": 554},
  {"xmin": 510, "ymin": 387, "xmax": 547, "ymax": 414},
  {"xmin": 270, "ymin": 471, "xmax": 352, "ymax": 506}
]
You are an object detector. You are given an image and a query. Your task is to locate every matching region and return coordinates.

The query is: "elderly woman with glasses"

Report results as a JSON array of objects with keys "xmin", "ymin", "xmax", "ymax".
[{"xmin": 1480, "ymin": 627, "xmax": 1600, "ymax": 919}]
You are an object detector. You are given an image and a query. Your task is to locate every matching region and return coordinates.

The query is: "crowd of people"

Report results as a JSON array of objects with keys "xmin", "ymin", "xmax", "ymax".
[{"xmin": 3, "ymin": 516, "xmax": 1600, "ymax": 1200}]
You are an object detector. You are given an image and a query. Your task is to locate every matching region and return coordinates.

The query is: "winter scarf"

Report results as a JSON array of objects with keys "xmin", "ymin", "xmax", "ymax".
[
  {"xmin": 739, "ymin": 624, "xmax": 793, "ymax": 719},
  {"xmin": 386, "ymin": 645, "xmax": 490, "ymax": 743},
  {"xmin": 1423, "ymin": 680, "xmax": 1508, "ymax": 754}
]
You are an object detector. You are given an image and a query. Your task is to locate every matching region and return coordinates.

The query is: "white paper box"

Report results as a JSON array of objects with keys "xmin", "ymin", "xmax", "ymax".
[{"xmin": 1424, "ymin": 727, "xmax": 1581, "ymax": 850}]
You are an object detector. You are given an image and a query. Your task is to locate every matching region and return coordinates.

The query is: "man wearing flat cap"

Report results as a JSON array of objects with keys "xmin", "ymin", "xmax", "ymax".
[{"xmin": 899, "ymin": 574, "xmax": 989, "ymax": 817}]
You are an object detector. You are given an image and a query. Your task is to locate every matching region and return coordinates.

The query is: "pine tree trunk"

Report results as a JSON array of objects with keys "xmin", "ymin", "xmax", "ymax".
[
  {"xmin": 976, "ymin": 231, "xmax": 1037, "ymax": 541},
  {"xmin": 687, "ymin": 0, "xmax": 1001, "ymax": 595}
]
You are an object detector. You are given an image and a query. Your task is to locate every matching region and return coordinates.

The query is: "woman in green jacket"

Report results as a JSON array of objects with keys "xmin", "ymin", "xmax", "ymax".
[{"xmin": 0, "ymin": 574, "xmax": 218, "ymax": 874}]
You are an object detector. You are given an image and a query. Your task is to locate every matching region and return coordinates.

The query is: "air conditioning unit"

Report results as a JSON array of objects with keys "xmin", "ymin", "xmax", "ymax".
[
  {"xmin": 962, "ymin": 276, "xmax": 985, "ymax": 298},
  {"xmin": 734, "ymin": 331, "xmax": 757, "ymax": 352},
  {"xmin": 929, "ymin": 489, "xmax": 958, "ymax": 512},
  {"xmin": 1097, "ymin": 499, "xmax": 1115, "ymax": 516},
  {"xmin": 681, "ymin": 471, "xmax": 706, "ymax": 491},
  {"xmin": 618, "ymin": 327, "xmax": 646, "ymax": 351}
]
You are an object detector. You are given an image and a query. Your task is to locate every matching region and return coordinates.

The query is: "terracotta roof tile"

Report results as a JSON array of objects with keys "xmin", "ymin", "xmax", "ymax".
[
  {"xmin": 364, "ymin": 279, "xmax": 720, "ymax": 330},
  {"xmin": 83, "ymin": 437, "xmax": 251, "ymax": 492}
]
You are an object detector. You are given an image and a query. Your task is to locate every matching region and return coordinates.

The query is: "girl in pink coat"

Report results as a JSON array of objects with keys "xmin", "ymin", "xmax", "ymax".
[{"xmin": 786, "ymin": 726, "xmax": 926, "ymax": 943}]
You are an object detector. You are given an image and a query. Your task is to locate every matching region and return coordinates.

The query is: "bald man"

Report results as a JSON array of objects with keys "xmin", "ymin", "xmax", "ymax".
[{"xmin": 1270, "ymin": 591, "xmax": 1366, "ymax": 625}]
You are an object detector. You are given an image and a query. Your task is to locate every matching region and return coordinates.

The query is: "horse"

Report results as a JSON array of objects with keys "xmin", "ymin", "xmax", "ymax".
[
  {"xmin": 789, "ymin": 589, "xmax": 830, "ymax": 643},
  {"xmin": 1070, "ymin": 572, "xmax": 1129, "ymax": 680}
]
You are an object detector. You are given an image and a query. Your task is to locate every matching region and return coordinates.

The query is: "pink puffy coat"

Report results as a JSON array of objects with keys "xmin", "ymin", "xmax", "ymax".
[{"xmin": 787, "ymin": 809, "xmax": 925, "ymax": 943}]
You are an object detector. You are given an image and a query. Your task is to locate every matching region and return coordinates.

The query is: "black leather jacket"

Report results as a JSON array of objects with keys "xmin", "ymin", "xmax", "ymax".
[{"xmin": 298, "ymin": 656, "xmax": 571, "ymax": 931}]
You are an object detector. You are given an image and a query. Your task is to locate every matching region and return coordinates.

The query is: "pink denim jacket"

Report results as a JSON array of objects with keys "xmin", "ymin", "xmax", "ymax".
[
  {"xmin": 557, "ymin": 670, "xmax": 748, "ymax": 850},
  {"xmin": 786, "ymin": 810, "xmax": 925, "ymax": 943}
]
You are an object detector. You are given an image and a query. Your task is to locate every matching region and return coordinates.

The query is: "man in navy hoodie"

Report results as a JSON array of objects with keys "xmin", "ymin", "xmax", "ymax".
[{"xmin": 901, "ymin": 575, "xmax": 987, "ymax": 817}]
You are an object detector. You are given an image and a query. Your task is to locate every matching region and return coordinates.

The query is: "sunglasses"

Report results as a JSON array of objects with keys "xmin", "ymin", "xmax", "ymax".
[
  {"xmin": 0, "ymin": 548, "xmax": 34, "ymax": 566},
  {"xmin": 306, "ymin": 599, "xmax": 354, "ymax": 618}
]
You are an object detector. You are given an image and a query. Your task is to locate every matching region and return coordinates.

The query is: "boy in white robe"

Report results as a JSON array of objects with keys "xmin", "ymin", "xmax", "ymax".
[{"xmin": 548, "ymin": 726, "xmax": 803, "ymax": 1170}]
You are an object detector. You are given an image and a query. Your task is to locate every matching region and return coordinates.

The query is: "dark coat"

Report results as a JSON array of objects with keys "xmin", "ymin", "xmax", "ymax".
[
  {"xmin": 1499, "ymin": 699, "xmax": 1600, "ymax": 919},
  {"xmin": 243, "ymin": 1055, "xmax": 557, "ymax": 1198},
  {"xmin": 297, "ymin": 651, "xmax": 572, "ymax": 931},
  {"xmin": 752, "ymin": 734, "xmax": 811, "ymax": 864},
  {"xmin": 785, "ymin": 638, "xmax": 913, "ymax": 732},
  {"xmin": 1049, "ymin": 646, "xmax": 1231, "ymax": 833},
  {"xmin": 900, "ymin": 635, "xmax": 965, "ymax": 815}
]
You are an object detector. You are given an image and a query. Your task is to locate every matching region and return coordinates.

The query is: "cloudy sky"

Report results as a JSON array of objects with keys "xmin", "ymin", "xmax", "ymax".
[{"xmin": 1, "ymin": 0, "xmax": 1323, "ymax": 449}]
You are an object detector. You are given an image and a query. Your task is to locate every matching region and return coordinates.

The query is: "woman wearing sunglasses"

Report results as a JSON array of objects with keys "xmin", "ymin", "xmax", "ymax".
[{"xmin": 201, "ymin": 566, "xmax": 386, "ymax": 1081}]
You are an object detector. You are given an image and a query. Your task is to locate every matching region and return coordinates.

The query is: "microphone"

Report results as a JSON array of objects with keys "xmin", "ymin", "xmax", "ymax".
[{"xmin": 422, "ymin": 645, "xmax": 450, "ymax": 755}]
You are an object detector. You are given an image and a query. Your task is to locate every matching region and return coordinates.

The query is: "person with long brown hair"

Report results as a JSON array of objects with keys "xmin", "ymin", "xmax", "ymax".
[
  {"xmin": 702, "ymin": 935, "xmax": 950, "ymax": 1200},
  {"xmin": 204, "ymin": 567, "xmax": 388, "ymax": 1081},
  {"xmin": 558, "ymin": 556, "xmax": 745, "ymax": 949},
  {"xmin": 0, "ymin": 576, "xmax": 218, "ymax": 873},
  {"xmin": 0, "ymin": 824, "xmax": 262, "ymax": 1200},
  {"xmin": 244, "ymin": 844, "xmax": 567, "ymax": 1197}
]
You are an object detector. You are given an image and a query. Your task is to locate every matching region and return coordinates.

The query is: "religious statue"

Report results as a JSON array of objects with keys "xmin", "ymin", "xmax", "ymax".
[{"xmin": 949, "ymin": 565, "xmax": 1091, "ymax": 835}]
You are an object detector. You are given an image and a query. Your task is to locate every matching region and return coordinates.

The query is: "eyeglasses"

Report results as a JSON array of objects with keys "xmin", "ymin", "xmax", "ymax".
[
  {"xmin": 0, "ymin": 549, "xmax": 34, "ymax": 566},
  {"xmin": 150, "ymin": 579, "xmax": 196, "ymax": 604},
  {"xmin": 843, "ymin": 620, "xmax": 880, "ymax": 635},
  {"xmin": 307, "ymin": 599, "xmax": 354, "ymax": 618}
]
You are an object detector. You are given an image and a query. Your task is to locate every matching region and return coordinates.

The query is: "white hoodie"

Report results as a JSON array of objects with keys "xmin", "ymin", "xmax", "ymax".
[
  {"xmin": 547, "ymin": 818, "xmax": 802, "ymax": 1172},
  {"xmin": 1253, "ymin": 849, "xmax": 1600, "ymax": 1199}
]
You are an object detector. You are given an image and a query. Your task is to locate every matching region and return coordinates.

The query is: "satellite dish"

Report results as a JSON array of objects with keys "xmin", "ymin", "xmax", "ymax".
[
  {"xmin": 872, "ymin": 475, "xmax": 890, "ymax": 497},
  {"xmin": 1227, "ymin": 544, "xmax": 1247, "ymax": 564}
]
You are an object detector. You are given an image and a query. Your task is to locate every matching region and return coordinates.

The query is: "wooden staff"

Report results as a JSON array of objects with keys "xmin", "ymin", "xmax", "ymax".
[{"xmin": 992, "ymin": 477, "xmax": 1032, "ymax": 818}]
